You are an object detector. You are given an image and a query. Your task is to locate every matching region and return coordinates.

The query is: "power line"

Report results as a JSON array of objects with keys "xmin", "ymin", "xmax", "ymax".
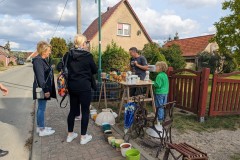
[{"xmin": 51, "ymin": 0, "xmax": 69, "ymax": 38}]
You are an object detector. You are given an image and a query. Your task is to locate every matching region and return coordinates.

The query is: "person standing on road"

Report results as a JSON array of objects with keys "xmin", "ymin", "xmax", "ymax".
[
  {"xmin": 129, "ymin": 47, "xmax": 148, "ymax": 96},
  {"xmin": 0, "ymin": 83, "xmax": 9, "ymax": 157},
  {"xmin": 32, "ymin": 41, "xmax": 56, "ymax": 137},
  {"xmin": 62, "ymin": 34, "xmax": 97, "ymax": 144}
]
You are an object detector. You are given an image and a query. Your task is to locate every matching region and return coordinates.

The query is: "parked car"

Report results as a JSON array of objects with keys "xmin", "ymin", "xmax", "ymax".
[{"xmin": 17, "ymin": 60, "xmax": 25, "ymax": 65}]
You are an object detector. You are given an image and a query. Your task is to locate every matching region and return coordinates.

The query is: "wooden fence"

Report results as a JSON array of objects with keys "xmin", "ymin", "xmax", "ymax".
[{"xmin": 209, "ymin": 71, "xmax": 240, "ymax": 116}]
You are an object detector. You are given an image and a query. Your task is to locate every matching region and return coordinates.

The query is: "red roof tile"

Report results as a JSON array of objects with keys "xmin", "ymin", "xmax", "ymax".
[
  {"xmin": 163, "ymin": 34, "xmax": 215, "ymax": 57},
  {"xmin": 83, "ymin": 0, "xmax": 152, "ymax": 42}
]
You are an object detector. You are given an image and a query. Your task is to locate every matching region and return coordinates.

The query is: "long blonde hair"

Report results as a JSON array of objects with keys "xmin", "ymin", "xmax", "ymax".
[
  {"xmin": 74, "ymin": 34, "xmax": 87, "ymax": 48},
  {"xmin": 37, "ymin": 41, "xmax": 51, "ymax": 55}
]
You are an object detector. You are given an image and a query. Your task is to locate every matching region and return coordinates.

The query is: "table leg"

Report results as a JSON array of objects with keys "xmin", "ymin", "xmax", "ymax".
[
  {"xmin": 150, "ymin": 85, "xmax": 156, "ymax": 113},
  {"xmin": 98, "ymin": 80, "xmax": 104, "ymax": 108},
  {"xmin": 103, "ymin": 80, "xmax": 107, "ymax": 108},
  {"xmin": 118, "ymin": 87, "xmax": 126, "ymax": 121}
]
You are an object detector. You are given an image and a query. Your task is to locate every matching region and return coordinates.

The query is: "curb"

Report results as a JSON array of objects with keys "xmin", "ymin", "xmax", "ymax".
[{"xmin": 30, "ymin": 100, "xmax": 41, "ymax": 160}]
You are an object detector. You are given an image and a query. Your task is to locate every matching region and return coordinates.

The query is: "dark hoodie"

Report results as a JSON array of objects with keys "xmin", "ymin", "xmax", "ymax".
[
  {"xmin": 32, "ymin": 55, "xmax": 56, "ymax": 100},
  {"xmin": 62, "ymin": 48, "xmax": 97, "ymax": 92}
]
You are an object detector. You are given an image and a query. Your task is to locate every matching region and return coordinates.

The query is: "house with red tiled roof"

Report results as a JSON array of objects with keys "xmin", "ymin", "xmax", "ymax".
[
  {"xmin": 163, "ymin": 34, "xmax": 218, "ymax": 69},
  {"xmin": 83, "ymin": 0, "xmax": 152, "ymax": 51}
]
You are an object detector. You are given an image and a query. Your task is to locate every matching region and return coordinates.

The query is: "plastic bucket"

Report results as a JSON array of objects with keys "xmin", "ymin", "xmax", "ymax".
[
  {"xmin": 125, "ymin": 149, "xmax": 140, "ymax": 160},
  {"xmin": 120, "ymin": 143, "xmax": 132, "ymax": 157},
  {"xmin": 102, "ymin": 123, "xmax": 111, "ymax": 132}
]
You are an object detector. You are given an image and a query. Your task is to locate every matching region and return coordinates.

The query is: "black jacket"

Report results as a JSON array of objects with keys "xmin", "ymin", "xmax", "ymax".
[
  {"xmin": 32, "ymin": 55, "xmax": 57, "ymax": 100},
  {"xmin": 62, "ymin": 48, "xmax": 97, "ymax": 92}
]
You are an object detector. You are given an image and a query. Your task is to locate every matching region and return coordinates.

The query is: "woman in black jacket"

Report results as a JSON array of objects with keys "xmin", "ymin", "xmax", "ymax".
[
  {"xmin": 32, "ymin": 41, "xmax": 56, "ymax": 137},
  {"xmin": 63, "ymin": 34, "xmax": 97, "ymax": 144}
]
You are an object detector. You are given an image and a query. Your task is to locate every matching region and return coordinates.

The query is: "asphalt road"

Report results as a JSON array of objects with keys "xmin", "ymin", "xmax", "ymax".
[{"xmin": 0, "ymin": 63, "xmax": 34, "ymax": 160}]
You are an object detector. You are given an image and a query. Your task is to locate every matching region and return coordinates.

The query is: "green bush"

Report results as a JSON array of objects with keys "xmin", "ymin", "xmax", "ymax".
[
  {"xmin": 51, "ymin": 58, "xmax": 61, "ymax": 68},
  {"xmin": 222, "ymin": 52, "xmax": 238, "ymax": 73},
  {"xmin": 197, "ymin": 51, "xmax": 221, "ymax": 74},
  {"xmin": 90, "ymin": 47, "xmax": 99, "ymax": 67},
  {"xmin": 0, "ymin": 61, "xmax": 4, "ymax": 67},
  {"xmin": 102, "ymin": 41, "xmax": 130, "ymax": 72},
  {"xmin": 142, "ymin": 42, "xmax": 166, "ymax": 80},
  {"xmin": 8, "ymin": 61, "xmax": 14, "ymax": 66},
  {"xmin": 160, "ymin": 44, "xmax": 186, "ymax": 70}
]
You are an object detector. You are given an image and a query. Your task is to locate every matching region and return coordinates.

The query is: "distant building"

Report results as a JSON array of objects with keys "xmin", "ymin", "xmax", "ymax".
[
  {"xmin": 0, "ymin": 46, "xmax": 17, "ymax": 66},
  {"xmin": 163, "ymin": 34, "xmax": 218, "ymax": 69},
  {"xmin": 83, "ymin": 0, "xmax": 152, "ymax": 51}
]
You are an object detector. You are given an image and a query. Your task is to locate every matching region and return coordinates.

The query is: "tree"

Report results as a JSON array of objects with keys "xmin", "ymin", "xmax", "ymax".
[
  {"xmin": 142, "ymin": 42, "xmax": 166, "ymax": 80},
  {"xmin": 50, "ymin": 37, "xmax": 68, "ymax": 58},
  {"xmin": 213, "ymin": 0, "xmax": 239, "ymax": 71},
  {"xmin": 66, "ymin": 38, "xmax": 74, "ymax": 50},
  {"xmin": 4, "ymin": 41, "xmax": 10, "ymax": 51},
  {"xmin": 160, "ymin": 44, "xmax": 186, "ymax": 70},
  {"xmin": 102, "ymin": 41, "xmax": 130, "ymax": 72},
  {"xmin": 197, "ymin": 51, "xmax": 222, "ymax": 73}
]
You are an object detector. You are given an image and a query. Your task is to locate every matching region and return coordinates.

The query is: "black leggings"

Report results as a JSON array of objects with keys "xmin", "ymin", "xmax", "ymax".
[{"xmin": 67, "ymin": 90, "xmax": 91, "ymax": 135}]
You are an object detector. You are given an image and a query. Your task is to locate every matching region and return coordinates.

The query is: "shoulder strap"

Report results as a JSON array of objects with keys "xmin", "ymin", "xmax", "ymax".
[{"xmin": 60, "ymin": 94, "xmax": 68, "ymax": 108}]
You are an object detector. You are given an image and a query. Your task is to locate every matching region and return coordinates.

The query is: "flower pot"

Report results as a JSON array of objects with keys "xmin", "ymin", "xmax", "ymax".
[
  {"xmin": 125, "ymin": 149, "xmax": 140, "ymax": 160},
  {"xmin": 102, "ymin": 123, "xmax": 111, "ymax": 132},
  {"xmin": 108, "ymin": 136, "xmax": 115, "ymax": 145},
  {"xmin": 120, "ymin": 143, "xmax": 132, "ymax": 157},
  {"xmin": 115, "ymin": 139, "xmax": 124, "ymax": 148},
  {"xmin": 104, "ymin": 130, "xmax": 113, "ymax": 141}
]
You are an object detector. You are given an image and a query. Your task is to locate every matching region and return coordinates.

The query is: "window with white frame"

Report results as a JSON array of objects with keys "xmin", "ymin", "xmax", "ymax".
[{"xmin": 117, "ymin": 23, "xmax": 131, "ymax": 36}]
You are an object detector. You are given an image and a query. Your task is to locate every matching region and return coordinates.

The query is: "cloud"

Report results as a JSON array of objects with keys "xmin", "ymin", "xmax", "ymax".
[
  {"xmin": 168, "ymin": 0, "xmax": 222, "ymax": 8},
  {"xmin": 132, "ymin": 5, "xmax": 199, "ymax": 40}
]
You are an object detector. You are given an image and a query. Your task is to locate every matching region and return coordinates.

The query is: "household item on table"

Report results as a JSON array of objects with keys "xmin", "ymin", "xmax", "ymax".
[
  {"xmin": 120, "ymin": 143, "xmax": 132, "ymax": 157},
  {"xmin": 145, "ymin": 124, "xmax": 163, "ymax": 138},
  {"xmin": 125, "ymin": 149, "xmax": 140, "ymax": 160},
  {"xmin": 95, "ymin": 108, "xmax": 116, "ymax": 126},
  {"xmin": 126, "ymin": 75, "xmax": 138, "ymax": 84},
  {"xmin": 101, "ymin": 72, "xmax": 107, "ymax": 79},
  {"xmin": 144, "ymin": 71, "xmax": 150, "ymax": 81},
  {"xmin": 148, "ymin": 65, "xmax": 156, "ymax": 72},
  {"xmin": 108, "ymin": 136, "xmax": 115, "ymax": 145}
]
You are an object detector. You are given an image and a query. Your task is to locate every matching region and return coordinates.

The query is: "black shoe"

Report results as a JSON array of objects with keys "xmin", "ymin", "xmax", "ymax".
[{"xmin": 0, "ymin": 149, "xmax": 9, "ymax": 157}]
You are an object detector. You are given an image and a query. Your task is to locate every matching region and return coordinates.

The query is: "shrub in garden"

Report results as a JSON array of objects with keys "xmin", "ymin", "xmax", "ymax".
[{"xmin": 102, "ymin": 41, "xmax": 130, "ymax": 72}]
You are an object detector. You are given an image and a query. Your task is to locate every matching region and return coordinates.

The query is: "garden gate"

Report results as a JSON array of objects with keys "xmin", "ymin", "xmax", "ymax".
[{"xmin": 167, "ymin": 67, "xmax": 210, "ymax": 121}]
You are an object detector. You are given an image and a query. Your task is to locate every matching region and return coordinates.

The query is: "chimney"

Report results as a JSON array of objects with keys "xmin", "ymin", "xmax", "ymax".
[{"xmin": 107, "ymin": 7, "xmax": 111, "ymax": 11}]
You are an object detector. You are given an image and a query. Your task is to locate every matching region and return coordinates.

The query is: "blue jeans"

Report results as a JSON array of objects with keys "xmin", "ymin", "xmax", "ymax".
[
  {"xmin": 37, "ymin": 99, "xmax": 47, "ymax": 128},
  {"xmin": 155, "ymin": 94, "xmax": 168, "ymax": 121}
]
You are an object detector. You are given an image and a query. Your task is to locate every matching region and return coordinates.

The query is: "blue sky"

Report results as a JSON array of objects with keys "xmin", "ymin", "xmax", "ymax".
[{"xmin": 0, "ymin": 0, "xmax": 228, "ymax": 51}]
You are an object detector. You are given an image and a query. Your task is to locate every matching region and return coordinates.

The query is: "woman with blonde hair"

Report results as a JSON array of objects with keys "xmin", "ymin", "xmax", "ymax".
[
  {"xmin": 32, "ymin": 41, "xmax": 56, "ymax": 136},
  {"xmin": 153, "ymin": 61, "xmax": 169, "ymax": 125},
  {"xmin": 61, "ymin": 34, "xmax": 97, "ymax": 144}
]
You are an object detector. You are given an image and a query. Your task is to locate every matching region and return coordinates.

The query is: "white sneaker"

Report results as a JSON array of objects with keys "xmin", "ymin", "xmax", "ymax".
[
  {"xmin": 36, "ymin": 127, "xmax": 52, "ymax": 133},
  {"xmin": 75, "ymin": 116, "xmax": 81, "ymax": 121},
  {"xmin": 66, "ymin": 132, "xmax": 78, "ymax": 142},
  {"xmin": 39, "ymin": 129, "xmax": 55, "ymax": 137},
  {"xmin": 80, "ymin": 134, "xmax": 92, "ymax": 144}
]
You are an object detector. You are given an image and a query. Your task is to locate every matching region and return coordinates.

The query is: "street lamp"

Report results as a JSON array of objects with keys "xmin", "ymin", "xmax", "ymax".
[{"xmin": 95, "ymin": 0, "xmax": 102, "ymax": 82}]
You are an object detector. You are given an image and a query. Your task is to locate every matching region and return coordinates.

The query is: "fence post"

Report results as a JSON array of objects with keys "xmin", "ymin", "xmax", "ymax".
[
  {"xmin": 198, "ymin": 67, "xmax": 210, "ymax": 122},
  {"xmin": 167, "ymin": 67, "xmax": 174, "ymax": 102}
]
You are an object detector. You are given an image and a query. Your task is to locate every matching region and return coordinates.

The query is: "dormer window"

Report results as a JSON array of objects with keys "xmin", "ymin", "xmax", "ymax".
[{"xmin": 117, "ymin": 23, "xmax": 131, "ymax": 36}]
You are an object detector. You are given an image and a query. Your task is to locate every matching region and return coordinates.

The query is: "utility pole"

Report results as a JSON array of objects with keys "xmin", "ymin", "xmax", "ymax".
[
  {"xmin": 77, "ymin": 0, "xmax": 81, "ymax": 34},
  {"xmin": 96, "ymin": 0, "xmax": 102, "ymax": 82}
]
